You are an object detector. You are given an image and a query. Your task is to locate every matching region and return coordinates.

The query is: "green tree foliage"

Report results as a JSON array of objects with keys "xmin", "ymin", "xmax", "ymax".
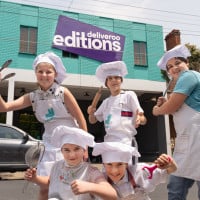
[
  {"xmin": 186, "ymin": 43, "xmax": 200, "ymax": 72},
  {"xmin": 18, "ymin": 113, "xmax": 43, "ymax": 139}
]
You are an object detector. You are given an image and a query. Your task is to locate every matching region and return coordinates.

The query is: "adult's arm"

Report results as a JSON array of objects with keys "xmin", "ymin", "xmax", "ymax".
[{"xmin": 152, "ymin": 93, "xmax": 187, "ymax": 116}]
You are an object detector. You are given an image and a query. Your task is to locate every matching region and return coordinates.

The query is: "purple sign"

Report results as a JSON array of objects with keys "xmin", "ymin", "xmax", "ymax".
[{"xmin": 52, "ymin": 15, "xmax": 125, "ymax": 62}]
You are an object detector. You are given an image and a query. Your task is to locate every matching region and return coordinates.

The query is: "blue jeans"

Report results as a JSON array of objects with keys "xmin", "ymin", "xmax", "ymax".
[{"xmin": 168, "ymin": 175, "xmax": 200, "ymax": 200}]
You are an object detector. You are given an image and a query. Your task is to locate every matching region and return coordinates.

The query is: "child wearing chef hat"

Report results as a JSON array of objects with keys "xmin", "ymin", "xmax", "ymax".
[
  {"xmin": 24, "ymin": 126, "xmax": 117, "ymax": 200},
  {"xmin": 0, "ymin": 52, "xmax": 88, "ymax": 200},
  {"xmin": 87, "ymin": 60, "xmax": 146, "ymax": 148},
  {"xmin": 92, "ymin": 141, "xmax": 177, "ymax": 199},
  {"xmin": 32, "ymin": 51, "xmax": 67, "ymax": 84}
]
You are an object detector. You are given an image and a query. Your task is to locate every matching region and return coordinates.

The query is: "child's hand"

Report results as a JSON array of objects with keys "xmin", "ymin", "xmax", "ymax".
[
  {"xmin": 154, "ymin": 154, "xmax": 177, "ymax": 174},
  {"xmin": 24, "ymin": 168, "xmax": 37, "ymax": 182},
  {"xmin": 154, "ymin": 154, "xmax": 170, "ymax": 169},
  {"xmin": 87, "ymin": 105, "xmax": 96, "ymax": 115},
  {"xmin": 71, "ymin": 179, "xmax": 89, "ymax": 195},
  {"xmin": 134, "ymin": 110, "xmax": 147, "ymax": 128}
]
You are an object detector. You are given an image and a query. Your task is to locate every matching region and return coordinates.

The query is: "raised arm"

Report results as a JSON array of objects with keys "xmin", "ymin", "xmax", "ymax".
[
  {"xmin": 87, "ymin": 105, "xmax": 98, "ymax": 124},
  {"xmin": 0, "ymin": 93, "xmax": 31, "ymax": 112},
  {"xmin": 63, "ymin": 87, "xmax": 87, "ymax": 131},
  {"xmin": 154, "ymin": 154, "xmax": 177, "ymax": 174},
  {"xmin": 152, "ymin": 93, "xmax": 187, "ymax": 116},
  {"xmin": 24, "ymin": 168, "xmax": 49, "ymax": 188}
]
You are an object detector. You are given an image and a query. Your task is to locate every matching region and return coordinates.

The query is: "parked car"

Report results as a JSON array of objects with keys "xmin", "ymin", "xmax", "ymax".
[{"xmin": 0, "ymin": 123, "xmax": 41, "ymax": 172}]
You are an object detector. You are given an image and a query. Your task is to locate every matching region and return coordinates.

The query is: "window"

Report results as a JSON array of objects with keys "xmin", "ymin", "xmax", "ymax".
[
  {"xmin": 62, "ymin": 50, "xmax": 78, "ymax": 59},
  {"xmin": 0, "ymin": 126, "xmax": 23, "ymax": 139},
  {"xmin": 134, "ymin": 41, "xmax": 147, "ymax": 66},
  {"xmin": 19, "ymin": 26, "xmax": 37, "ymax": 54}
]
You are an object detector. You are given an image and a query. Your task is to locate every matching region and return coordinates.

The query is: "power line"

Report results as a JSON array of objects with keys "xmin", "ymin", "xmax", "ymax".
[
  {"xmin": 17, "ymin": 0, "xmax": 200, "ymax": 19},
  {"xmin": 4, "ymin": 0, "xmax": 200, "ymax": 21},
  {"xmin": 87, "ymin": 0, "xmax": 200, "ymax": 18},
  {"xmin": 1, "ymin": 0, "xmax": 200, "ymax": 43},
  {"xmin": 14, "ymin": 0, "xmax": 200, "ymax": 20},
  {"xmin": 0, "ymin": 7, "xmax": 165, "ymax": 34}
]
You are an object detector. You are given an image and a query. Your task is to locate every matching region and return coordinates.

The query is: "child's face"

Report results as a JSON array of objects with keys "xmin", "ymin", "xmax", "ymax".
[
  {"xmin": 61, "ymin": 143, "xmax": 85, "ymax": 166},
  {"xmin": 35, "ymin": 62, "xmax": 57, "ymax": 91},
  {"xmin": 104, "ymin": 162, "xmax": 127, "ymax": 183},
  {"xmin": 106, "ymin": 76, "xmax": 122, "ymax": 92}
]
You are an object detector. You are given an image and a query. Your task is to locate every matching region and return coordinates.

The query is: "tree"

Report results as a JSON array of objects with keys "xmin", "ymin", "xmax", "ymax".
[{"xmin": 186, "ymin": 43, "xmax": 200, "ymax": 72}]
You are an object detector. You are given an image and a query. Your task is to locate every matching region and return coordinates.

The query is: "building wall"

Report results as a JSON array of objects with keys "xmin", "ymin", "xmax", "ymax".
[
  {"xmin": 0, "ymin": 1, "xmax": 164, "ymax": 82},
  {"xmin": 0, "ymin": 1, "xmax": 170, "ymax": 161}
]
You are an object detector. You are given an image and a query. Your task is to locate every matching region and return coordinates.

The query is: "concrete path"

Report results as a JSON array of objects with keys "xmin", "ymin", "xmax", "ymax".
[{"xmin": 0, "ymin": 171, "xmax": 198, "ymax": 200}]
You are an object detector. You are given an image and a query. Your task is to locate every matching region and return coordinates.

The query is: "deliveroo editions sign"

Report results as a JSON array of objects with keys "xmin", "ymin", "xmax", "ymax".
[{"xmin": 52, "ymin": 15, "xmax": 125, "ymax": 62}]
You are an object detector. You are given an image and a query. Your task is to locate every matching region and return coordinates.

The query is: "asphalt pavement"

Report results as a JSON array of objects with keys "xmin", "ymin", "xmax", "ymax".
[
  {"xmin": 149, "ymin": 179, "xmax": 198, "ymax": 200},
  {"xmin": 0, "ymin": 171, "xmax": 198, "ymax": 200}
]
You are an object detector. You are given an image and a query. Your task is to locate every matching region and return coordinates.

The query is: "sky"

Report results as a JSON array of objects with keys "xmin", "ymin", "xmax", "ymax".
[{"xmin": 3, "ymin": 0, "xmax": 200, "ymax": 48}]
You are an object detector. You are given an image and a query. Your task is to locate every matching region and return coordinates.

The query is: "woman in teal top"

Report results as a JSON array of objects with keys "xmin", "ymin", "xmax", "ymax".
[{"xmin": 153, "ymin": 44, "xmax": 200, "ymax": 200}]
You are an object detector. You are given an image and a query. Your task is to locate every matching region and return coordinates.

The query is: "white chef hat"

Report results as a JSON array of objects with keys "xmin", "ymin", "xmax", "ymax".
[
  {"xmin": 96, "ymin": 61, "xmax": 128, "ymax": 84},
  {"xmin": 51, "ymin": 126, "xmax": 95, "ymax": 149},
  {"xmin": 48, "ymin": 199, "xmax": 60, "ymax": 200},
  {"xmin": 33, "ymin": 52, "xmax": 67, "ymax": 84},
  {"xmin": 157, "ymin": 44, "xmax": 191, "ymax": 70},
  {"xmin": 92, "ymin": 142, "xmax": 140, "ymax": 163}
]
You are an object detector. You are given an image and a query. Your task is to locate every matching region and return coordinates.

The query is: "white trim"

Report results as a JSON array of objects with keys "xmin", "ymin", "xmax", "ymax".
[
  {"xmin": 4, "ymin": 68, "xmax": 36, "ymax": 82},
  {"xmin": 62, "ymin": 73, "xmax": 166, "ymax": 93},
  {"xmin": 7, "ymin": 68, "xmax": 166, "ymax": 92},
  {"xmin": 164, "ymin": 115, "xmax": 172, "ymax": 155},
  {"xmin": 6, "ymin": 78, "xmax": 15, "ymax": 125}
]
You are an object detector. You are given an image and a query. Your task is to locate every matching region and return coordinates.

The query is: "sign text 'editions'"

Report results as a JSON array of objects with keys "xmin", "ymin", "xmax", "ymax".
[{"xmin": 52, "ymin": 15, "xmax": 125, "ymax": 62}]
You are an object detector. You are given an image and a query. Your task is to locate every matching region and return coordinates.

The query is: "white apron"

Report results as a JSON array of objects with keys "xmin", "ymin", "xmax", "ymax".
[
  {"xmin": 172, "ymin": 103, "xmax": 200, "ymax": 181},
  {"xmin": 103, "ymin": 92, "xmax": 138, "ymax": 146},
  {"xmin": 30, "ymin": 85, "xmax": 78, "ymax": 176},
  {"xmin": 109, "ymin": 169, "xmax": 151, "ymax": 200},
  {"xmin": 49, "ymin": 161, "xmax": 99, "ymax": 200}
]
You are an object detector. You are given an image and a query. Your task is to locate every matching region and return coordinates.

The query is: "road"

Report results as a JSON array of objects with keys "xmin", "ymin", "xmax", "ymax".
[{"xmin": 0, "ymin": 171, "xmax": 198, "ymax": 200}]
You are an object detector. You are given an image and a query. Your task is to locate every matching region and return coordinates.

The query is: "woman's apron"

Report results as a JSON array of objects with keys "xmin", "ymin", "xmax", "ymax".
[{"xmin": 172, "ymin": 103, "xmax": 200, "ymax": 181}]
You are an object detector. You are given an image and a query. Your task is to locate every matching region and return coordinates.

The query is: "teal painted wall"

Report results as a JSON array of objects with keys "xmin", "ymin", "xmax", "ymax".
[{"xmin": 0, "ymin": 1, "xmax": 164, "ymax": 82}]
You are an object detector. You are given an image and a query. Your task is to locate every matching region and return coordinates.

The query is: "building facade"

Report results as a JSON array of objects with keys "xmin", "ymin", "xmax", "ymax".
[{"xmin": 0, "ymin": 0, "xmax": 170, "ymax": 161}]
